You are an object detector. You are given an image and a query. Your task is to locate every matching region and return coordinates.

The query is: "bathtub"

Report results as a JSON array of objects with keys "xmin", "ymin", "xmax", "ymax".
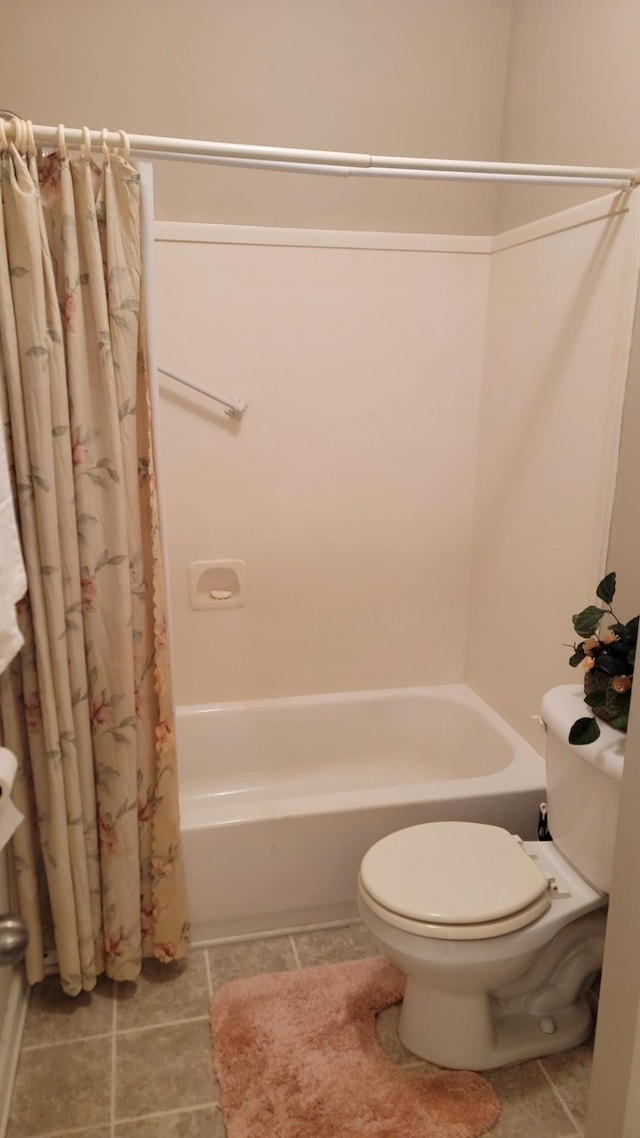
[{"xmin": 176, "ymin": 684, "xmax": 545, "ymax": 944}]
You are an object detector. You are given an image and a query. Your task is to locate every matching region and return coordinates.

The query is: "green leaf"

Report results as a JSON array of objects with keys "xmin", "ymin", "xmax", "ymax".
[
  {"xmin": 569, "ymin": 717, "xmax": 601, "ymax": 745},
  {"xmin": 111, "ymin": 313, "xmax": 129, "ymax": 329},
  {"xmin": 595, "ymin": 654, "xmax": 623, "ymax": 676},
  {"xmin": 596, "ymin": 572, "xmax": 617, "ymax": 605},
  {"xmin": 106, "ymin": 467, "xmax": 120, "ymax": 483},
  {"xmin": 9, "ymin": 266, "xmax": 28, "ymax": 277},
  {"xmin": 52, "ymin": 424, "xmax": 68, "ymax": 436},
  {"xmin": 46, "ymin": 327, "xmax": 62, "ymax": 344},
  {"xmin": 40, "ymin": 565, "xmax": 56, "ymax": 575},
  {"xmin": 584, "ymin": 689, "xmax": 607, "ymax": 708},
  {"xmin": 609, "ymin": 714, "xmax": 629, "ymax": 732},
  {"xmin": 32, "ymin": 473, "xmax": 50, "ymax": 491},
  {"xmin": 26, "ymin": 345, "xmax": 47, "ymax": 357},
  {"xmin": 87, "ymin": 473, "xmax": 105, "ymax": 486},
  {"xmin": 625, "ymin": 616, "xmax": 639, "ymax": 646},
  {"xmin": 94, "ymin": 550, "xmax": 108, "ymax": 572},
  {"xmin": 606, "ymin": 688, "xmax": 631, "ymax": 718},
  {"xmin": 107, "ymin": 555, "xmax": 127, "ymax": 565},
  {"xmin": 572, "ymin": 606, "xmax": 604, "ymax": 638},
  {"xmin": 79, "ymin": 273, "xmax": 90, "ymax": 285},
  {"xmin": 569, "ymin": 646, "xmax": 585, "ymax": 667}
]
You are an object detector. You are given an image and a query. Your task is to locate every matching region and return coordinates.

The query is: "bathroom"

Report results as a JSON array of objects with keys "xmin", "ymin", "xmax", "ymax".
[{"xmin": 1, "ymin": 1, "xmax": 640, "ymax": 1135}]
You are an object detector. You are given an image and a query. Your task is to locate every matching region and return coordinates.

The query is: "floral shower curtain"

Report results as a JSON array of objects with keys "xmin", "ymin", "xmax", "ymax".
[{"xmin": 0, "ymin": 125, "xmax": 189, "ymax": 994}]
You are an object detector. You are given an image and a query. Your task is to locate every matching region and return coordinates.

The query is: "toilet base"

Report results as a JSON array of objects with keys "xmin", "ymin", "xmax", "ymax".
[{"xmin": 398, "ymin": 978, "xmax": 594, "ymax": 1070}]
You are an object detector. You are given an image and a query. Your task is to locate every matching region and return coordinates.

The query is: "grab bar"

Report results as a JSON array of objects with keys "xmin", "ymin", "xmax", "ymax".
[{"xmin": 159, "ymin": 367, "xmax": 248, "ymax": 420}]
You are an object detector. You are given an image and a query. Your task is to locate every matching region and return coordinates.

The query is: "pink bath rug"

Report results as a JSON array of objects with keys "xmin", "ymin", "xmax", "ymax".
[{"xmin": 210, "ymin": 955, "xmax": 499, "ymax": 1137}]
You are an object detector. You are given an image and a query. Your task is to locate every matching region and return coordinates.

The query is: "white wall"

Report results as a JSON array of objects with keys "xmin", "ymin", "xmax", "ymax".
[
  {"xmin": 497, "ymin": 0, "xmax": 640, "ymax": 232},
  {"xmin": 607, "ymin": 280, "xmax": 640, "ymax": 622},
  {"xmin": 1, "ymin": 0, "xmax": 512, "ymax": 236},
  {"xmin": 154, "ymin": 227, "xmax": 490, "ymax": 704},
  {"xmin": 466, "ymin": 193, "xmax": 640, "ymax": 747}
]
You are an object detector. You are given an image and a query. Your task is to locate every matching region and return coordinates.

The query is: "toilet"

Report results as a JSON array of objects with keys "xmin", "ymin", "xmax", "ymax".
[{"xmin": 356, "ymin": 685, "xmax": 625, "ymax": 1070}]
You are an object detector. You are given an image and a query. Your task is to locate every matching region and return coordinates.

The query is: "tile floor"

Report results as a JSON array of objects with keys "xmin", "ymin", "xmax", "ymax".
[{"xmin": 8, "ymin": 922, "xmax": 593, "ymax": 1138}]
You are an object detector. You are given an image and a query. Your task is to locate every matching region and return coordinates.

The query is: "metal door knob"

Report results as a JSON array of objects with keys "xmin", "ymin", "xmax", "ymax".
[{"xmin": 0, "ymin": 915, "xmax": 28, "ymax": 965}]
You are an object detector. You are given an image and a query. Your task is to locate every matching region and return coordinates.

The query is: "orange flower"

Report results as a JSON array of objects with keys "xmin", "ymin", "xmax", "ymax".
[
  {"xmin": 98, "ymin": 813, "xmax": 118, "ymax": 854},
  {"xmin": 612, "ymin": 675, "xmax": 632, "ymax": 694},
  {"xmin": 602, "ymin": 632, "xmax": 619, "ymax": 645},
  {"xmin": 154, "ymin": 942, "xmax": 182, "ymax": 963},
  {"xmin": 63, "ymin": 290, "xmax": 77, "ymax": 333},
  {"xmin": 81, "ymin": 574, "xmax": 97, "ymax": 613},
  {"xmin": 24, "ymin": 694, "xmax": 42, "ymax": 733},
  {"xmin": 583, "ymin": 657, "xmax": 595, "ymax": 671},
  {"xmin": 582, "ymin": 637, "xmax": 600, "ymax": 654},
  {"xmin": 152, "ymin": 857, "xmax": 173, "ymax": 878}
]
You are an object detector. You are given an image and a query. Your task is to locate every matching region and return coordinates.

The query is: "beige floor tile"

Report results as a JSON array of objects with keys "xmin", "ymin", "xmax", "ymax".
[
  {"xmin": 541, "ymin": 1045, "xmax": 593, "ymax": 1130},
  {"xmin": 116, "ymin": 950, "xmax": 210, "ymax": 1030},
  {"xmin": 116, "ymin": 1106, "xmax": 226, "ymax": 1137},
  {"xmin": 293, "ymin": 922, "xmax": 381, "ymax": 966},
  {"xmin": 115, "ymin": 1019, "xmax": 217, "ymax": 1119},
  {"xmin": 8, "ymin": 1037, "xmax": 112, "ymax": 1138},
  {"xmin": 486, "ymin": 1059, "xmax": 579, "ymax": 1137},
  {"xmin": 207, "ymin": 935, "xmax": 296, "ymax": 990},
  {"xmin": 376, "ymin": 1002, "xmax": 418, "ymax": 1065},
  {"xmin": 22, "ymin": 973, "xmax": 115, "ymax": 1048}
]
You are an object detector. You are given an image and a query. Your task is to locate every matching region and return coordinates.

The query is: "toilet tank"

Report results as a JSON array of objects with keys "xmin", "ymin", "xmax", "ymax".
[{"xmin": 541, "ymin": 685, "xmax": 625, "ymax": 894}]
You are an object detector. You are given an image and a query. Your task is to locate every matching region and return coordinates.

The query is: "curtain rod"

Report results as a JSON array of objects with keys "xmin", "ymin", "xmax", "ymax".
[{"xmin": 8, "ymin": 122, "xmax": 637, "ymax": 189}]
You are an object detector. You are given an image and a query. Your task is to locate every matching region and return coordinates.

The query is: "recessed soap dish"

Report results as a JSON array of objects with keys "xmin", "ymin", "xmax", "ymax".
[{"xmin": 188, "ymin": 561, "xmax": 247, "ymax": 610}]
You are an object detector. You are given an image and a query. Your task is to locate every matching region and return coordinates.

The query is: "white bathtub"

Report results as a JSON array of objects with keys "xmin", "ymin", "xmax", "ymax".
[{"xmin": 176, "ymin": 684, "xmax": 545, "ymax": 943}]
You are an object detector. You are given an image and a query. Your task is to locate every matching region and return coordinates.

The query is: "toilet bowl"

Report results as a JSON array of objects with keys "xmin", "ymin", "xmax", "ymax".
[{"xmin": 356, "ymin": 685, "xmax": 624, "ymax": 1070}]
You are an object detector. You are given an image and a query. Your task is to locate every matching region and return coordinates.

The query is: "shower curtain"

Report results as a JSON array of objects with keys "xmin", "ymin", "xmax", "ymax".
[{"xmin": 0, "ymin": 127, "xmax": 189, "ymax": 994}]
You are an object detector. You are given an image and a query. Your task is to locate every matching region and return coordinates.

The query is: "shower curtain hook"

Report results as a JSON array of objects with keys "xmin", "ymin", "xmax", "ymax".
[
  {"xmin": 100, "ymin": 127, "xmax": 110, "ymax": 165},
  {"xmin": 56, "ymin": 123, "xmax": 68, "ymax": 159},
  {"xmin": 9, "ymin": 117, "xmax": 24, "ymax": 152},
  {"xmin": 118, "ymin": 129, "xmax": 131, "ymax": 160},
  {"xmin": 81, "ymin": 126, "xmax": 92, "ymax": 162},
  {"xmin": 26, "ymin": 120, "xmax": 37, "ymax": 159}
]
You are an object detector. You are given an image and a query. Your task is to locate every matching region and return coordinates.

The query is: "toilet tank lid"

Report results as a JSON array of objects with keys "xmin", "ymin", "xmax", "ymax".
[{"xmin": 542, "ymin": 685, "xmax": 625, "ymax": 782}]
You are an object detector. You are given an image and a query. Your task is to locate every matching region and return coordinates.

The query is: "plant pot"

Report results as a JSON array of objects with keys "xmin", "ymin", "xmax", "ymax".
[{"xmin": 583, "ymin": 667, "xmax": 611, "ymax": 723}]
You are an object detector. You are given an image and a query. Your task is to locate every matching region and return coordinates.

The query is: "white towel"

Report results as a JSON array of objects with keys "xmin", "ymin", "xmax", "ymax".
[{"xmin": 0, "ymin": 422, "xmax": 26, "ymax": 675}]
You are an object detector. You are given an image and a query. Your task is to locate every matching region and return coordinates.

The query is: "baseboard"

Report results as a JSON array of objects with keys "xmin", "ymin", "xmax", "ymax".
[{"xmin": 0, "ymin": 969, "xmax": 28, "ymax": 1138}]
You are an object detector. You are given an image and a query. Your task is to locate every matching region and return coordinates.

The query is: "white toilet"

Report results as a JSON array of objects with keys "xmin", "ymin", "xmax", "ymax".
[{"xmin": 356, "ymin": 685, "xmax": 625, "ymax": 1070}]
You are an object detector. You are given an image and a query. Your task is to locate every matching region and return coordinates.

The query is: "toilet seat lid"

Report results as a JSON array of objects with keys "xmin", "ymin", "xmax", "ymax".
[{"xmin": 360, "ymin": 822, "xmax": 549, "ymax": 926}]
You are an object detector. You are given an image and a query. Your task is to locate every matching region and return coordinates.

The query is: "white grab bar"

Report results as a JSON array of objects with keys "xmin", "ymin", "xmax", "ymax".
[{"xmin": 159, "ymin": 367, "xmax": 248, "ymax": 420}]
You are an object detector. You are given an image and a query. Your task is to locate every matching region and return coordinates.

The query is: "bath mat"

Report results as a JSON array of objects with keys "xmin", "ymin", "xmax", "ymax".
[{"xmin": 210, "ymin": 956, "xmax": 499, "ymax": 1138}]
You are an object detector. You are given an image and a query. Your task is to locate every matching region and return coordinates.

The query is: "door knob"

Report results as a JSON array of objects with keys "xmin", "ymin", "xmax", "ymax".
[{"xmin": 0, "ymin": 915, "xmax": 28, "ymax": 965}]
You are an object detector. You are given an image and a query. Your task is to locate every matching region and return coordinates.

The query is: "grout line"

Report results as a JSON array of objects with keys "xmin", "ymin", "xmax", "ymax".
[
  {"xmin": 17, "ymin": 1127, "xmax": 110, "ymax": 1138},
  {"xmin": 116, "ymin": 1014, "xmax": 210, "ymax": 1036},
  {"xmin": 115, "ymin": 1101, "xmax": 221, "ymax": 1125},
  {"xmin": 289, "ymin": 935, "xmax": 302, "ymax": 970},
  {"xmin": 203, "ymin": 947, "xmax": 214, "ymax": 1000},
  {"xmin": 536, "ymin": 1058, "xmax": 583, "ymax": 1135},
  {"xmin": 110, "ymin": 980, "xmax": 117, "ymax": 1138},
  {"xmin": 21, "ymin": 1030, "xmax": 112, "ymax": 1052},
  {"xmin": 114, "ymin": 1019, "xmax": 209, "ymax": 1037}
]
